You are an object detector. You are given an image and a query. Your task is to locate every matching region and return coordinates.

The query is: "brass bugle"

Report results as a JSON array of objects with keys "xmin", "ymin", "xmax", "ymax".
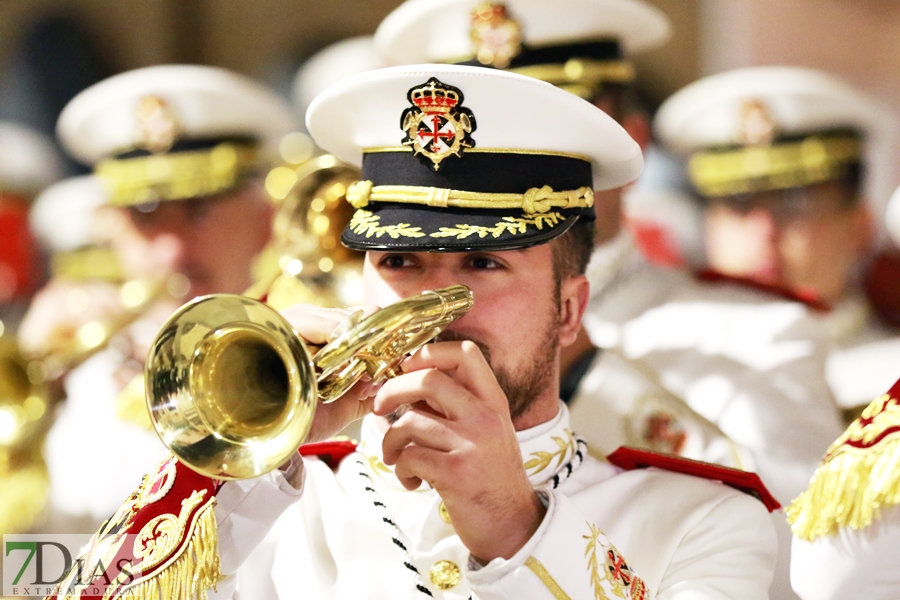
[{"xmin": 145, "ymin": 285, "xmax": 474, "ymax": 479}]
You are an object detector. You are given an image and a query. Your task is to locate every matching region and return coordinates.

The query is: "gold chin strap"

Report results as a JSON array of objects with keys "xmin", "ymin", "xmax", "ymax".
[
  {"xmin": 689, "ymin": 135, "xmax": 861, "ymax": 198},
  {"xmin": 510, "ymin": 59, "xmax": 635, "ymax": 100},
  {"xmin": 346, "ymin": 181, "xmax": 594, "ymax": 215},
  {"xmin": 96, "ymin": 142, "xmax": 259, "ymax": 206}
]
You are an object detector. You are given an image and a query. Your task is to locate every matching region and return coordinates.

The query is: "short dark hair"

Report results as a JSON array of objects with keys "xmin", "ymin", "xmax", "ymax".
[{"xmin": 551, "ymin": 218, "xmax": 595, "ymax": 281}]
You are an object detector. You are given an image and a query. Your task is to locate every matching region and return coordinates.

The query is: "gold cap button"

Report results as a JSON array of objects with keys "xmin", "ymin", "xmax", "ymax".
[
  {"xmin": 429, "ymin": 560, "xmax": 461, "ymax": 590},
  {"xmin": 438, "ymin": 501, "xmax": 451, "ymax": 524}
]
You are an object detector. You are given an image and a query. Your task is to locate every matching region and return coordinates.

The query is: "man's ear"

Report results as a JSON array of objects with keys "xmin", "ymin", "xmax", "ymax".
[
  {"xmin": 558, "ymin": 274, "xmax": 590, "ymax": 347},
  {"xmin": 854, "ymin": 199, "xmax": 876, "ymax": 255},
  {"xmin": 249, "ymin": 186, "xmax": 275, "ymax": 253},
  {"xmin": 621, "ymin": 111, "xmax": 651, "ymax": 153}
]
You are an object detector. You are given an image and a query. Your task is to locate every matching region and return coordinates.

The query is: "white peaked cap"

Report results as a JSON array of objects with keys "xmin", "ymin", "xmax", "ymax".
[
  {"xmin": 886, "ymin": 186, "xmax": 900, "ymax": 247},
  {"xmin": 306, "ymin": 64, "xmax": 643, "ymax": 191},
  {"xmin": 375, "ymin": 0, "xmax": 671, "ymax": 65},
  {"xmin": 29, "ymin": 175, "xmax": 108, "ymax": 253},
  {"xmin": 57, "ymin": 64, "xmax": 297, "ymax": 165},
  {"xmin": 655, "ymin": 66, "xmax": 899, "ymax": 243},
  {"xmin": 293, "ymin": 36, "xmax": 388, "ymax": 120},
  {"xmin": 0, "ymin": 122, "xmax": 64, "ymax": 194},
  {"xmin": 655, "ymin": 66, "xmax": 887, "ymax": 155}
]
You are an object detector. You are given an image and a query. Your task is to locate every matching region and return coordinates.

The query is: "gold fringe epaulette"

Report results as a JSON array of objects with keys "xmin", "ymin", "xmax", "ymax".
[
  {"xmin": 118, "ymin": 500, "xmax": 219, "ymax": 600},
  {"xmin": 787, "ymin": 389, "xmax": 900, "ymax": 541},
  {"xmin": 46, "ymin": 457, "xmax": 221, "ymax": 600}
]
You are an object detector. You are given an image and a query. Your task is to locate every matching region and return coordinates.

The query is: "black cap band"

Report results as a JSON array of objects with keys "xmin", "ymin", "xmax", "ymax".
[{"xmin": 362, "ymin": 149, "xmax": 593, "ymax": 199}]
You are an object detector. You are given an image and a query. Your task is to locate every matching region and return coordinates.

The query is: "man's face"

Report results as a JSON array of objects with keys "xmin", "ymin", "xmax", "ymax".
[
  {"xmin": 103, "ymin": 184, "xmax": 272, "ymax": 298},
  {"xmin": 590, "ymin": 88, "xmax": 649, "ymax": 246},
  {"xmin": 704, "ymin": 181, "xmax": 871, "ymax": 303},
  {"xmin": 363, "ymin": 243, "xmax": 575, "ymax": 425}
]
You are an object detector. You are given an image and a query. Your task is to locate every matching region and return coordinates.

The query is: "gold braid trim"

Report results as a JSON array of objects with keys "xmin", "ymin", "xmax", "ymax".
[
  {"xmin": 787, "ymin": 394, "xmax": 900, "ymax": 541},
  {"xmin": 112, "ymin": 497, "xmax": 220, "ymax": 600},
  {"xmin": 96, "ymin": 143, "xmax": 258, "ymax": 206},
  {"xmin": 525, "ymin": 557, "xmax": 572, "ymax": 600},
  {"xmin": 51, "ymin": 247, "xmax": 123, "ymax": 282},
  {"xmin": 688, "ymin": 135, "xmax": 861, "ymax": 198},
  {"xmin": 510, "ymin": 59, "xmax": 635, "ymax": 100},
  {"xmin": 346, "ymin": 181, "xmax": 593, "ymax": 214}
]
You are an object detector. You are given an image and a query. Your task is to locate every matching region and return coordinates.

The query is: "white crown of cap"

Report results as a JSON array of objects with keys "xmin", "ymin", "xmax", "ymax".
[
  {"xmin": 293, "ymin": 36, "xmax": 388, "ymax": 121},
  {"xmin": 655, "ymin": 66, "xmax": 886, "ymax": 155},
  {"xmin": 306, "ymin": 63, "xmax": 642, "ymax": 191},
  {"xmin": 30, "ymin": 175, "xmax": 108, "ymax": 252},
  {"xmin": 375, "ymin": 0, "xmax": 671, "ymax": 66},
  {"xmin": 57, "ymin": 64, "xmax": 297, "ymax": 165},
  {"xmin": 0, "ymin": 122, "xmax": 64, "ymax": 194},
  {"xmin": 886, "ymin": 185, "xmax": 900, "ymax": 247}
]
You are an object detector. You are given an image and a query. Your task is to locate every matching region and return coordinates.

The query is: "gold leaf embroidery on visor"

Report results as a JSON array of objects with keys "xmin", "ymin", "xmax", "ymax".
[
  {"xmin": 349, "ymin": 210, "xmax": 426, "ymax": 239},
  {"xmin": 430, "ymin": 212, "xmax": 566, "ymax": 239},
  {"xmin": 348, "ymin": 209, "xmax": 569, "ymax": 241}
]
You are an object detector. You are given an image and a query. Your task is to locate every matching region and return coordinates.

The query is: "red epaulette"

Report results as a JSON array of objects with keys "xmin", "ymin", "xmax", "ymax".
[
  {"xmin": 607, "ymin": 446, "xmax": 781, "ymax": 513},
  {"xmin": 696, "ymin": 269, "xmax": 830, "ymax": 312},
  {"xmin": 299, "ymin": 439, "xmax": 359, "ymax": 471},
  {"xmin": 45, "ymin": 457, "xmax": 220, "ymax": 600}
]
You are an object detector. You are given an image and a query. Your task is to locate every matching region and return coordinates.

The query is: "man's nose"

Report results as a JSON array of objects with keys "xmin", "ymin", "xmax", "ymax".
[
  {"xmin": 747, "ymin": 207, "xmax": 779, "ymax": 239},
  {"xmin": 417, "ymin": 268, "xmax": 462, "ymax": 293},
  {"xmin": 151, "ymin": 232, "xmax": 188, "ymax": 274}
]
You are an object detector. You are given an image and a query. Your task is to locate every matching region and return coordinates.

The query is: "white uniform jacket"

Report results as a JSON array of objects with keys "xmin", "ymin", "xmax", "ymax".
[
  {"xmin": 791, "ymin": 505, "xmax": 900, "ymax": 600},
  {"xmin": 43, "ymin": 340, "xmax": 169, "ymax": 534},
  {"xmin": 820, "ymin": 295, "xmax": 900, "ymax": 412},
  {"xmin": 573, "ymin": 235, "xmax": 843, "ymax": 600},
  {"xmin": 214, "ymin": 404, "xmax": 777, "ymax": 600},
  {"xmin": 575, "ymin": 234, "xmax": 843, "ymax": 506}
]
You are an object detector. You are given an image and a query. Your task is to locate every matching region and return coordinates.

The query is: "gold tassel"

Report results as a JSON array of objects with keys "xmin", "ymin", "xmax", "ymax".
[
  {"xmin": 116, "ymin": 499, "xmax": 220, "ymax": 600},
  {"xmin": 787, "ymin": 433, "xmax": 900, "ymax": 541}
]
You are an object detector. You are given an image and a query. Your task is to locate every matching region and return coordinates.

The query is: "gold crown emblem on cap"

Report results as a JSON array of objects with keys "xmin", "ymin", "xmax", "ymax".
[
  {"xmin": 410, "ymin": 82, "xmax": 460, "ymax": 115},
  {"xmin": 401, "ymin": 78, "xmax": 476, "ymax": 171},
  {"xmin": 470, "ymin": 2, "xmax": 523, "ymax": 69},
  {"xmin": 739, "ymin": 99, "xmax": 776, "ymax": 146},
  {"xmin": 135, "ymin": 95, "xmax": 180, "ymax": 154}
]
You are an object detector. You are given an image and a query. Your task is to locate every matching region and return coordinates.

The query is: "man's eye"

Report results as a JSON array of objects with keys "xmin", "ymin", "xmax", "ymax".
[
  {"xmin": 380, "ymin": 254, "xmax": 414, "ymax": 269},
  {"xmin": 468, "ymin": 255, "xmax": 501, "ymax": 270}
]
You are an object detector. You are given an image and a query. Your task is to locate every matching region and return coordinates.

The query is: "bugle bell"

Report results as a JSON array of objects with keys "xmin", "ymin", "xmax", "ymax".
[{"xmin": 146, "ymin": 285, "xmax": 474, "ymax": 479}]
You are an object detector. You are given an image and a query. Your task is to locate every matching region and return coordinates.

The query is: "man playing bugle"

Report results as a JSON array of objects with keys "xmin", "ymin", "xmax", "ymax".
[{"xmin": 47, "ymin": 64, "xmax": 778, "ymax": 600}]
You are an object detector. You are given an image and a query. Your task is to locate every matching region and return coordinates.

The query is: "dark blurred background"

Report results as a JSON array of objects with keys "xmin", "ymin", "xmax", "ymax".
[{"xmin": 1, "ymin": 0, "xmax": 898, "ymax": 177}]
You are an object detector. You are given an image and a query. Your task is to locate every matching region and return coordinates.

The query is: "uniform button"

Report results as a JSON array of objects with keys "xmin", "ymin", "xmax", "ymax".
[
  {"xmin": 438, "ymin": 501, "xmax": 451, "ymax": 524},
  {"xmin": 429, "ymin": 560, "xmax": 461, "ymax": 590}
]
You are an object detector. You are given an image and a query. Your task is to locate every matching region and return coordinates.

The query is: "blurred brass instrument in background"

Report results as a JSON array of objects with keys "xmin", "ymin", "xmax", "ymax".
[
  {"xmin": 24, "ymin": 277, "xmax": 176, "ymax": 384},
  {"xmin": 0, "ymin": 333, "xmax": 51, "ymax": 534},
  {"xmin": 253, "ymin": 153, "xmax": 364, "ymax": 309},
  {"xmin": 116, "ymin": 153, "xmax": 367, "ymax": 430},
  {"xmin": 145, "ymin": 285, "xmax": 474, "ymax": 480}
]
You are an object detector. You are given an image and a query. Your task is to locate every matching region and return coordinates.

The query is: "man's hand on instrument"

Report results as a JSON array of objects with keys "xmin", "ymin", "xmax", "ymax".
[
  {"xmin": 279, "ymin": 303, "xmax": 381, "ymax": 444},
  {"xmin": 374, "ymin": 341, "xmax": 546, "ymax": 563}
]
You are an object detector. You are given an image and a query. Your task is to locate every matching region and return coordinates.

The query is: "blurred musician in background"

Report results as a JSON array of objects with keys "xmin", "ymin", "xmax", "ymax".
[
  {"xmin": 656, "ymin": 66, "xmax": 899, "ymax": 422},
  {"xmin": 0, "ymin": 122, "xmax": 64, "ymax": 538},
  {"xmin": 25, "ymin": 64, "xmax": 294, "ymax": 533}
]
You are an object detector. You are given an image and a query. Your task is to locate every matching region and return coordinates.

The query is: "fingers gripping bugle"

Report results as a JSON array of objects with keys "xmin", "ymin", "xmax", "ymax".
[{"xmin": 144, "ymin": 285, "xmax": 474, "ymax": 479}]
